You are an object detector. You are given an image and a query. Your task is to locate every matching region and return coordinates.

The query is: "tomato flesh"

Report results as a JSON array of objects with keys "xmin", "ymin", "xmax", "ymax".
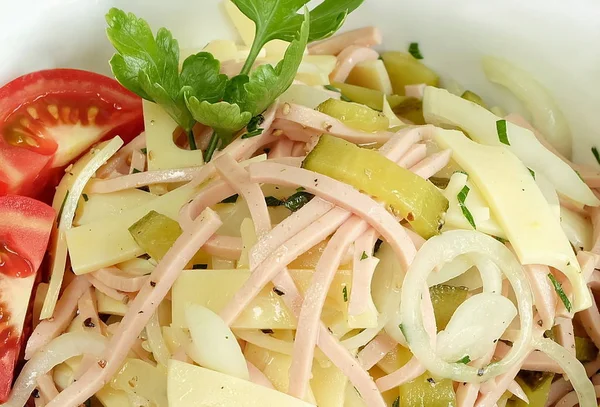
[
  {"xmin": 0, "ymin": 195, "xmax": 55, "ymax": 402},
  {"xmin": 0, "ymin": 69, "xmax": 144, "ymax": 199}
]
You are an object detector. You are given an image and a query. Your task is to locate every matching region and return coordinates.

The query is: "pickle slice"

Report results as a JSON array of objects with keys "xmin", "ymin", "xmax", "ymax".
[{"xmin": 316, "ymin": 98, "xmax": 389, "ymax": 132}]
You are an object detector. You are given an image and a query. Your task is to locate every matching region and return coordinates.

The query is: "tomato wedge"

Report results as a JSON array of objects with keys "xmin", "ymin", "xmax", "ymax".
[
  {"xmin": 0, "ymin": 69, "xmax": 144, "ymax": 199},
  {"xmin": 0, "ymin": 195, "xmax": 54, "ymax": 402}
]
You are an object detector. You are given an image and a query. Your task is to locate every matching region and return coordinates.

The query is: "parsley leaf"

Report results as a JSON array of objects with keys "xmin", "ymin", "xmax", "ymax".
[
  {"xmin": 457, "ymin": 185, "xmax": 476, "ymax": 229},
  {"xmin": 456, "ymin": 355, "xmax": 471, "ymax": 364},
  {"xmin": 360, "ymin": 251, "xmax": 368, "ymax": 260},
  {"xmin": 342, "ymin": 286, "xmax": 348, "ymax": 302},
  {"xmin": 592, "ymin": 147, "xmax": 600, "ymax": 165},
  {"xmin": 548, "ymin": 273, "xmax": 572, "ymax": 312},
  {"xmin": 106, "ymin": 9, "xmax": 193, "ymax": 130},
  {"xmin": 408, "ymin": 42, "xmax": 423, "ymax": 59},
  {"xmin": 496, "ymin": 119, "xmax": 510, "ymax": 145},
  {"xmin": 233, "ymin": 0, "xmax": 363, "ymax": 74}
]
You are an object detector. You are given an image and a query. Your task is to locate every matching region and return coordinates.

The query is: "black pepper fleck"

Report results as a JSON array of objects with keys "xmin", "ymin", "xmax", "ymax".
[
  {"xmin": 83, "ymin": 318, "xmax": 96, "ymax": 328},
  {"xmin": 273, "ymin": 287, "xmax": 285, "ymax": 296},
  {"xmin": 477, "ymin": 368, "xmax": 484, "ymax": 376},
  {"xmin": 150, "ymin": 281, "xmax": 156, "ymax": 287}
]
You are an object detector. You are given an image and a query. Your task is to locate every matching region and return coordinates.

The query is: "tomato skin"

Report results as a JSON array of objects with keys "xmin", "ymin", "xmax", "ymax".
[
  {"xmin": 0, "ymin": 69, "xmax": 144, "ymax": 200},
  {"xmin": 0, "ymin": 195, "xmax": 55, "ymax": 402}
]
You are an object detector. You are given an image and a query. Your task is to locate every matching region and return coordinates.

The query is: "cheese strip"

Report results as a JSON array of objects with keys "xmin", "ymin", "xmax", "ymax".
[
  {"xmin": 172, "ymin": 269, "xmax": 359, "ymax": 330},
  {"xmin": 433, "ymin": 128, "xmax": 590, "ymax": 312}
]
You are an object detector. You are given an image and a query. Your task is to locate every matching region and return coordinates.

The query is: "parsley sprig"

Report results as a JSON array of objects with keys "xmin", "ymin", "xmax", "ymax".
[{"xmin": 105, "ymin": 0, "xmax": 362, "ymax": 161}]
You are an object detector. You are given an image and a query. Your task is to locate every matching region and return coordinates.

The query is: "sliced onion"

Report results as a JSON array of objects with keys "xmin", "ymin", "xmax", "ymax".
[
  {"xmin": 145, "ymin": 311, "xmax": 170, "ymax": 366},
  {"xmin": 400, "ymin": 230, "xmax": 533, "ymax": 382},
  {"xmin": 186, "ymin": 304, "xmax": 249, "ymax": 380},
  {"xmin": 533, "ymin": 337, "xmax": 596, "ymax": 407},
  {"xmin": 5, "ymin": 332, "xmax": 107, "ymax": 407},
  {"xmin": 471, "ymin": 255, "xmax": 503, "ymax": 294},
  {"xmin": 437, "ymin": 293, "xmax": 517, "ymax": 362},
  {"xmin": 482, "ymin": 56, "xmax": 572, "ymax": 158}
]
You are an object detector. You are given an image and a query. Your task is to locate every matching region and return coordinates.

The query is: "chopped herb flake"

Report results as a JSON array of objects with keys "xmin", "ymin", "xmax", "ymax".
[
  {"xmin": 141, "ymin": 148, "xmax": 147, "ymax": 155},
  {"xmin": 457, "ymin": 185, "xmax": 476, "ymax": 229},
  {"xmin": 408, "ymin": 42, "xmax": 424, "ymax": 59},
  {"xmin": 132, "ymin": 168, "xmax": 142, "ymax": 174},
  {"xmin": 392, "ymin": 397, "xmax": 400, "ymax": 407},
  {"xmin": 82, "ymin": 193, "xmax": 89, "ymax": 202},
  {"xmin": 548, "ymin": 273, "xmax": 572, "ymax": 312},
  {"xmin": 57, "ymin": 190, "xmax": 70, "ymax": 223},
  {"xmin": 265, "ymin": 196, "xmax": 284, "ymax": 206},
  {"xmin": 528, "ymin": 168, "xmax": 536, "ymax": 179},
  {"xmin": 575, "ymin": 170, "xmax": 584, "ymax": 182},
  {"xmin": 593, "ymin": 147, "xmax": 600, "ymax": 165},
  {"xmin": 360, "ymin": 251, "xmax": 368, "ymax": 260},
  {"xmin": 241, "ymin": 128, "xmax": 264, "ymax": 139},
  {"xmin": 493, "ymin": 236, "xmax": 508, "ymax": 244},
  {"xmin": 496, "ymin": 119, "xmax": 509, "ymax": 145},
  {"xmin": 220, "ymin": 194, "xmax": 239, "ymax": 204},
  {"xmin": 193, "ymin": 264, "xmax": 208, "ymax": 270},
  {"xmin": 283, "ymin": 191, "xmax": 314, "ymax": 212},
  {"xmin": 342, "ymin": 286, "xmax": 348, "ymax": 302},
  {"xmin": 456, "ymin": 355, "xmax": 471, "ymax": 364}
]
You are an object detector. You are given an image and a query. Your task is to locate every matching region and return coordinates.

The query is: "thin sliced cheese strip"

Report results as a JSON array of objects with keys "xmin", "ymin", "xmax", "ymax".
[
  {"xmin": 41, "ymin": 137, "xmax": 123, "ymax": 319},
  {"xmin": 433, "ymin": 128, "xmax": 589, "ymax": 312}
]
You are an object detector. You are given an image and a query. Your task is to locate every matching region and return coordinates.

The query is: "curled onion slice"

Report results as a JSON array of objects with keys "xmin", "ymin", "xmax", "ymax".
[
  {"xmin": 400, "ymin": 230, "xmax": 533, "ymax": 382},
  {"xmin": 5, "ymin": 332, "xmax": 107, "ymax": 407}
]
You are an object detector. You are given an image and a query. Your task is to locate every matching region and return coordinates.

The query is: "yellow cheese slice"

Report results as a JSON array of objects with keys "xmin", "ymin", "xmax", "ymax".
[
  {"xmin": 167, "ymin": 360, "xmax": 314, "ymax": 407},
  {"xmin": 144, "ymin": 101, "xmax": 205, "ymax": 172},
  {"xmin": 172, "ymin": 269, "xmax": 361, "ymax": 330},
  {"xmin": 74, "ymin": 189, "xmax": 156, "ymax": 226},
  {"xmin": 433, "ymin": 128, "xmax": 590, "ymax": 312},
  {"xmin": 66, "ymin": 183, "xmax": 199, "ymax": 274},
  {"xmin": 347, "ymin": 60, "xmax": 393, "ymax": 94}
]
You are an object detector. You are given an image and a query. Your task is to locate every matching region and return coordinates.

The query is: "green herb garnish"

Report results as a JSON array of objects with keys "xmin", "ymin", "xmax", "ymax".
[
  {"xmin": 82, "ymin": 193, "xmax": 89, "ymax": 202},
  {"xmin": 132, "ymin": 168, "xmax": 142, "ymax": 174},
  {"xmin": 57, "ymin": 190, "xmax": 70, "ymax": 223},
  {"xmin": 221, "ymin": 194, "xmax": 239, "ymax": 204},
  {"xmin": 408, "ymin": 42, "xmax": 423, "ymax": 59},
  {"xmin": 342, "ymin": 286, "xmax": 348, "ymax": 302},
  {"xmin": 548, "ymin": 273, "xmax": 572, "ymax": 312},
  {"xmin": 360, "ymin": 251, "xmax": 368, "ymax": 260},
  {"xmin": 283, "ymin": 191, "xmax": 313, "ymax": 212},
  {"xmin": 265, "ymin": 196, "xmax": 284, "ymax": 206},
  {"xmin": 392, "ymin": 397, "xmax": 400, "ymax": 407},
  {"xmin": 140, "ymin": 148, "xmax": 147, "ymax": 155},
  {"xmin": 193, "ymin": 264, "xmax": 208, "ymax": 270},
  {"xmin": 496, "ymin": 119, "xmax": 509, "ymax": 145},
  {"xmin": 456, "ymin": 355, "xmax": 471, "ymax": 364},
  {"xmin": 457, "ymin": 185, "xmax": 476, "ymax": 229},
  {"xmin": 593, "ymin": 147, "xmax": 600, "ymax": 165},
  {"xmin": 105, "ymin": 0, "xmax": 363, "ymax": 161},
  {"xmin": 528, "ymin": 168, "xmax": 536, "ymax": 179},
  {"xmin": 493, "ymin": 236, "xmax": 508, "ymax": 244}
]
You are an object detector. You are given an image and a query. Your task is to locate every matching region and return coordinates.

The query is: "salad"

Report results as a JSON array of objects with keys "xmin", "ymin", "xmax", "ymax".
[{"xmin": 1, "ymin": 1, "xmax": 600, "ymax": 406}]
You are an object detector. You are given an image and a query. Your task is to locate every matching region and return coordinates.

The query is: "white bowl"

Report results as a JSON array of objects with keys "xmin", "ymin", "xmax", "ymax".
[{"xmin": 1, "ymin": 0, "xmax": 599, "ymax": 163}]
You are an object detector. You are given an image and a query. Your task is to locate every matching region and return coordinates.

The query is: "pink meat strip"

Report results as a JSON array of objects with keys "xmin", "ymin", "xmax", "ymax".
[
  {"xmin": 378, "ymin": 127, "xmax": 425, "ymax": 161},
  {"xmin": 214, "ymin": 154, "xmax": 386, "ymax": 407},
  {"xmin": 290, "ymin": 215, "xmax": 369, "ymax": 398},
  {"xmin": 375, "ymin": 286, "xmax": 436, "ymax": 392},
  {"xmin": 274, "ymin": 103, "xmax": 395, "ymax": 145},
  {"xmin": 220, "ymin": 206, "xmax": 352, "ymax": 324},
  {"xmin": 554, "ymin": 316, "xmax": 576, "ymax": 357},
  {"xmin": 357, "ymin": 333, "xmax": 397, "ymax": 370},
  {"xmin": 37, "ymin": 374, "xmax": 59, "ymax": 403},
  {"xmin": 91, "ymin": 267, "xmax": 148, "ymax": 293},
  {"xmin": 45, "ymin": 208, "xmax": 223, "ymax": 407},
  {"xmin": 247, "ymin": 361, "xmax": 275, "ymax": 390},
  {"xmin": 329, "ymin": 46, "xmax": 379, "ymax": 83},
  {"xmin": 246, "ymin": 162, "xmax": 417, "ymax": 270},
  {"xmin": 409, "ymin": 149, "xmax": 452, "ymax": 179},
  {"xmin": 309, "ymin": 27, "xmax": 382, "ymax": 56},
  {"xmin": 506, "ymin": 113, "xmax": 600, "ymax": 187},
  {"xmin": 96, "ymin": 133, "xmax": 146, "ymax": 179},
  {"xmin": 404, "ymin": 84, "xmax": 427, "ymax": 100},
  {"xmin": 248, "ymin": 198, "xmax": 334, "ymax": 269},
  {"xmin": 86, "ymin": 274, "xmax": 128, "ymax": 303},
  {"xmin": 291, "ymin": 141, "xmax": 307, "ymax": 158},
  {"xmin": 455, "ymin": 347, "xmax": 497, "ymax": 407},
  {"xmin": 396, "ymin": 143, "xmax": 427, "ymax": 168},
  {"xmin": 578, "ymin": 287, "xmax": 600, "ymax": 349},
  {"xmin": 269, "ymin": 137, "xmax": 295, "ymax": 159},
  {"xmin": 128, "ymin": 149, "xmax": 146, "ymax": 174},
  {"xmin": 590, "ymin": 207, "xmax": 600, "ymax": 255},
  {"xmin": 494, "ymin": 341, "xmax": 563, "ymax": 373},
  {"xmin": 555, "ymin": 386, "xmax": 600, "ymax": 407},
  {"xmin": 579, "ymin": 251, "xmax": 600, "ymax": 282},
  {"xmin": 271, "ymin": 119, "xmax": 321, "ymax": 143},
  {"xmin": 547, "ymin": 355, "xmax": 600, "ymax": 406},
  {"xmin": 25, "ymin": 276, "xmax": 92, "ymax": 360},
  {"xmin": 589, "ymin": 270, "xmax": 600, "ymax": 291},
  {"xmin": 348, "ymin": 228, "xmax": 379, "ymax": 317},
  {"xmin": 524, "ymin": 264, "xmax": 557, "ymax": 330},
  {"xmin": 87, "ymin": 167, "xmax": 202, "ymax": 194},
  {"xmin": 203, "ymin": 235, "xmax": 243, "ymax": 260},
  {"xmin": 77, "ymin": 288, "xmax": 101, "ymax": 334}
]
